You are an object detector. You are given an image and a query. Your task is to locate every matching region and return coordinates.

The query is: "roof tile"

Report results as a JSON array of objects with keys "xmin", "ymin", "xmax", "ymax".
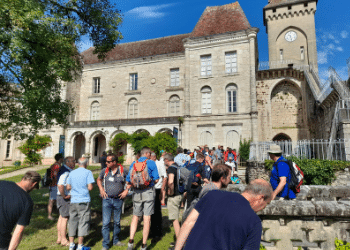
[{"xmin": 190, "ymin": 2, "xmax": 251, "ymax": 38}]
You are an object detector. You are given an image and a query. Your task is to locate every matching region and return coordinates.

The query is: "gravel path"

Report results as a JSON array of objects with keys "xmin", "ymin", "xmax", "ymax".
[{"xmin": 0, "ymin": 165, "xmax": 48, "ymax": 180}]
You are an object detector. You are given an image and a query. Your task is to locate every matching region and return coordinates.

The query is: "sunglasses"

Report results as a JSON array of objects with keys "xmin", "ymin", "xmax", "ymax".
[{"xmin": 106, "ymin": 160, "xmax": 115, "ymax": 163}]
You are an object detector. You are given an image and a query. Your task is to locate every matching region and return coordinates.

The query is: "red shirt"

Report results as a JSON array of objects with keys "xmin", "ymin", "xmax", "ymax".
[{"xmin": 50, "ymin": 162, "xmax": 61, "ymax": 187}]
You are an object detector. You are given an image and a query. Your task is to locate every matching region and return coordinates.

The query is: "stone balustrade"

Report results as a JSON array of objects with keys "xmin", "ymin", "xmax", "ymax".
[{"xmin": 226, "ymin": 184, "xmax": 350, "ymax": 249}]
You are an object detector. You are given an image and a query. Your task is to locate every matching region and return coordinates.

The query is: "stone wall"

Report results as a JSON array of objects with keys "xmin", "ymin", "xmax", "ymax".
[{"xmin": 226, "ymin": 184, "xmax": 350, "ymax": 250}]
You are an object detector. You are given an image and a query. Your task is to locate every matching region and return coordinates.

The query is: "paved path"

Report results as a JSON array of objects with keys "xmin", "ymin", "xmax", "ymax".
[{"xmin": 0, "ymin": 165, "xmax": 48, "ymax": 180}]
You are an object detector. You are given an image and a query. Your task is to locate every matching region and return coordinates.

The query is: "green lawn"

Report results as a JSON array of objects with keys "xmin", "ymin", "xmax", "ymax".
[
  {"xmin": 0, "ymin": 164, "xmax": 38, "ymax": 175},
  {"xmin": 4, "ymin": 168, "xmax": 177, "ymax": 250}
]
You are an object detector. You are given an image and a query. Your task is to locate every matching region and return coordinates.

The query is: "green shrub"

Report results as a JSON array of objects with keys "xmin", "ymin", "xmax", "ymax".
[
  {"xmin": 14, "ymin": 161, "xmax": 21, "ymax": 167},
  {"xmin": 110, "ymin": 131, "xmax": 177, "ymax": 158},
  {"xmin": 335, "ymin": 238, "xmax": 350, "ymax": 249},
  {"xmin": 239, "ymin": 139, "xmax": 251, "ymax": 162},
  {"xmin": 18, "ymin": 135, "xmax": 52, "ymax": 166},
  {"xmin": 264, "ymin": 156, "xmax": 350, "ymax": 185}
]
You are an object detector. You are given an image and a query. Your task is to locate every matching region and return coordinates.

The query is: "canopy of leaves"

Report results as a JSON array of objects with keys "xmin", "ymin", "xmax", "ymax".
[
  {"xmin": 109, "ymin": 132, "xmax": 177, "ymax": 158},
  {"xmin": 18, "ymin": 134, "xmax": 52, "ymax": 165},
  {"xmin": 0, "ymin": 0, "xmax": 123, "ymax": 139}
]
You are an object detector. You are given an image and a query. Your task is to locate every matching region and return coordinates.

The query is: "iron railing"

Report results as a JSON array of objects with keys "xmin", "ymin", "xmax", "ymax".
[{"xmin": 249, "ymin": 139, "xmax": 349, "ymax": 161}]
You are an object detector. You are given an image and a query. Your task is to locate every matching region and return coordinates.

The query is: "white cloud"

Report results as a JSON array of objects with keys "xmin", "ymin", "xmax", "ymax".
[
  {"xmin": 318, "ymin": 51, "xmax": 328, "ymax": 64},
  {"xmin": 341, "ymin": 30, "xmax": 348, "ymax": 39},
  {"xmin": 336, "ymin": 47, "xmax": 343, "ymax": 52},
  {"xmin": 126, "ymin": 3, "xmax": 176, "ymax": 19}
]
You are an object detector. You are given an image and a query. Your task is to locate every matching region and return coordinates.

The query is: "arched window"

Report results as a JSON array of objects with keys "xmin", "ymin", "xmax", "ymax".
[
  {"xmin": 226, "ymin": 84, "xmax": 237, "ymax": 113},
  {"xmin": 90, "ymin": 101, "xmax": 100, "ymax": 120},
  {"xmin": 200, "ymin": 131, "xmax": 213, "ymax": 147},
  {"xmin": 201, "ymin": 86, "xmax": 212, "ymax": 114},
  {"xmin": 128, "ymin": 98, "xmax": 138, "ymax": 118},
  {"xmin": 169, "ymin": 95, "xmax": 180, "ymax": 115}
]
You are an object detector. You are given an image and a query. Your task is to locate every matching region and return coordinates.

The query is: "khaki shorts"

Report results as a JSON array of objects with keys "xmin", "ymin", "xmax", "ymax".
[
  {"xmin": 168, "ymin": 194, "xmax": 183, "ymax": 221},
  {"xmin": 133, "ymin": 188, "xmax": 155, "ymax": 216},
  {"xmin": 57, "ymin": 195, "xmax": 70, "ymax": 217}
]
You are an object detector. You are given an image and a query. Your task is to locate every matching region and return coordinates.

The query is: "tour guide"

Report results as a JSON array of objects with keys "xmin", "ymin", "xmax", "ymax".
[{"xmin": 268, "ymin": 144, "xmax": 296, "ymax": 200}]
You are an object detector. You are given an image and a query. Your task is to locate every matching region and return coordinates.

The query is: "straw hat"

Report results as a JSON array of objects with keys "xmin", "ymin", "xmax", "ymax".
[{"xmin": 267, "ymin": 144, "xmax": 282, "ymax": 154}]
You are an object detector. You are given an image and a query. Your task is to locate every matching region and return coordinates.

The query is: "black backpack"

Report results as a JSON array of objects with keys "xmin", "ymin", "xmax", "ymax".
[{"xmin": 42, "ymin": 168, "xmax": 52, "ymax": 187}]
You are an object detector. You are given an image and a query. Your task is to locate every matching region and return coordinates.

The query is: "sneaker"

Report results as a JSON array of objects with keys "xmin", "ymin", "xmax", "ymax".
[
  {"xmin": 114, "ymin": 241, "xmax": 125, "ymax": 247},
  {"xmin": 101, "ymin": 247, "xmax": 108, "ymax": 250},
  {"xmin": 127, "ymin": 242, "xmax": 134, "ymax": 250},
  {"xmin": 140, "ymin": 245, "xmax": 147, "ymax": 250},
  {"xmin": 69, "ymin": 243, "xmax": 75, "ymax": 250},
  {"xmin": 161, "ymin": 203, "xmax": 167, "ymax": 209}
]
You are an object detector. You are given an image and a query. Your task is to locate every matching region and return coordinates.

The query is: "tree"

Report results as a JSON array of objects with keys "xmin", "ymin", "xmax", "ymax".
[
  {"xmin": 18, "ymin": 134, "xmax": 52, "ymax": 166},
  {"xmin": 109, "ymin": 132, "xmax": 177, "ymax": 158},
  {"xmin": 0, "ymin": 0, "xmax": 123, "ymax": 139}
]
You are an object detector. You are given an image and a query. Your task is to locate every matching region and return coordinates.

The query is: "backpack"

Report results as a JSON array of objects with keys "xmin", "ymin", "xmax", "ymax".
[
  {"xmin": 42, "ymin": 168, "xmax": 52, "ymax": 187},
  {"xmin": 185, "ymin": 162, "xmax": 202, "ymax": 190},
  {"xmin": 228, "ymin": 153, "xmax": 234, "ymax": 160},
  {"xmin": 170, "ymin": 163, "xmax": 192, "ymax": 194},
  {"xmin": 131, "ymin": 160, "xmax": 151, "ymax": 189},
  {"xmin": 276, "ymin": 159, "xmax": 304, "ymax": 194}
]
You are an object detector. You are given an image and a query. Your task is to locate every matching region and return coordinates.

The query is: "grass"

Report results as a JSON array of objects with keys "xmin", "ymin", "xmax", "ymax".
[
  {"xmin": 0, "ymin": 164, "xmax": 35, "ymax": 175},
  {"xmin": 4, "ymin": 167, "xmax": 177, "ymax": 250}
]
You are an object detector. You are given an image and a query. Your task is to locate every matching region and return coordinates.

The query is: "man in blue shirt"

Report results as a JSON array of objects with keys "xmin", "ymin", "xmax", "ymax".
[
  {"xmin": 66, "ymin": 157, "xmax": 95, "ymax": 250},
  {"xmin": 174, "ymin": 147, "xmax": 191, "ymax": 167},
  {"xmin": 268, "ymin": 144, "xmax": 296, "ymax": 200},
  {"xmin": 125, "ymin": 147, "xmax": 159, "ymax": 250},
  {"xmin": 174, "ymin": 179, "xmax": 273, "ymax": 250}
]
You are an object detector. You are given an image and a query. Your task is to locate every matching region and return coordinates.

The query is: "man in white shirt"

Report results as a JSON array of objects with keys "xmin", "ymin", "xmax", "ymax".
[
  {"xmin": 225, "ymin": 157, "xmax": 237, "ymax": 175},
  {"xmin": 150, "ymin": 152, "xmax": 167, "ymax": 242}
]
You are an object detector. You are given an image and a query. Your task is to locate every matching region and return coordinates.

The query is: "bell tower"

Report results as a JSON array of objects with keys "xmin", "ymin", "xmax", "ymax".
[{"xmin": 263, "ymin": 0, "xmax": 318, "ymax": 70}]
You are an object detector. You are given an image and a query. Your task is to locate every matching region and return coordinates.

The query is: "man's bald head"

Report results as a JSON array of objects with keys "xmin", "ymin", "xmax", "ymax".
[{"xmin": 242, "ymin": 179, "xmax": 273, "ymax": 212}]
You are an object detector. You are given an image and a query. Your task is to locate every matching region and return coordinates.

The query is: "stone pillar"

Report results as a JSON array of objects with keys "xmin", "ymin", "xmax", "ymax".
[{"xmin": 248, "ymin": 29, "xmax": 259, "ymax": 142}]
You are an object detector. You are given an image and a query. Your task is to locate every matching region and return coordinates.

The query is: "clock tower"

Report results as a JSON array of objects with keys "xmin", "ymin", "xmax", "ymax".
[{"xmin": 263, "ymin": 0, "xmax": 318, "ymax": 70}]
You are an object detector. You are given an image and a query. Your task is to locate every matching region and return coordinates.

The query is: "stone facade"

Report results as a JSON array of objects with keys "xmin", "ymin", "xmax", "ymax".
[{"xmin": 227, "ymin": 184, "xmax": 350, "ymax": 250}]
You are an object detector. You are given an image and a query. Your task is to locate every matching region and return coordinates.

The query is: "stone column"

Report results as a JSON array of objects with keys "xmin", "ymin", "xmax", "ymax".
[{"xmin": 248, "ymin": 29, "xmax": 259, "ymax": 142}]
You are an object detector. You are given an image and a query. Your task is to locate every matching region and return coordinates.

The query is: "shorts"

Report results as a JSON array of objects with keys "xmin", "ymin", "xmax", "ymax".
[
  {"xmin": 132, "ymin": 188, "xmax": 155, "ymax": 216},
  {"xmin": 168, "ymin": 194, "xmax": 183, "ymax": 221},
  {"xmin": 49, "ymin": 186, "xmax": 58, "ymax": 200},
  {"xmin": 68, "ymin": 202, "xmax": 91, "ymax": 237},
  {"xmin": 57, "ymin": 195, "xmax": 70, "ymax": 217}
]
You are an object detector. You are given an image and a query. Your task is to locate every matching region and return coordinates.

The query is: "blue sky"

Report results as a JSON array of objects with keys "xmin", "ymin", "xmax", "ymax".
[{"xmin": 79, "ymin": 0, "xmax": 350, "ymax": 82}]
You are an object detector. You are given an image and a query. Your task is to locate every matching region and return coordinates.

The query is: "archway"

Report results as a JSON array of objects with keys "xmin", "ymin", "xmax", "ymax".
[
  {"xmin": 226, "ymin": 130, "xmax": 240, "ymax": 151},
  {"xmin": 92, "ymin": 133, "xmax": 106, "ymax": 163},
  {"xmin": 270, "ymin": 80, "xmax": 304, "ymax": 140},
  {"xmin": 73, "ymin": 134, "xmax": 86, "ymax": 161},
  {"xmin": 157, "ymin": 128, "xmax": 173, "ymax": 136},
  {"xmin": 273, "ymin": 133, "xmax": 291, "ymax": 141},
  {"xmin": 200, "ymin": 131, "xmax": 213, "ymax": 148}
]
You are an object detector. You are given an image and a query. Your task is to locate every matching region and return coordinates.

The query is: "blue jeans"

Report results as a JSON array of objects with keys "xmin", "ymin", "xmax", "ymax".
[{"xmin": 102, "ymin": 198, "xmax": 123, "ymax": 248}]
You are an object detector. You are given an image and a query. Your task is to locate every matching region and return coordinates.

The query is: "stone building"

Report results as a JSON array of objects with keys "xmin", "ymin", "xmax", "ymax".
[{"xmin": 1, "ymin": 0, "xmax": 347, "ymax": 165}]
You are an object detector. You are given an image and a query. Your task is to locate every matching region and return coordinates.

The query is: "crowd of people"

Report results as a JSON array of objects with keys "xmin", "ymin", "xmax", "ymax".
[{"xmin": 0, "ymin": 143, "xmax": 297, "ymax": 250}]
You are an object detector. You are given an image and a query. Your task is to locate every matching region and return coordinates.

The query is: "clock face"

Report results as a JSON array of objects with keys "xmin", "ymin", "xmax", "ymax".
[{"xmin": 285, "ymin": 31, "xmax": 297, "ymax": 42}]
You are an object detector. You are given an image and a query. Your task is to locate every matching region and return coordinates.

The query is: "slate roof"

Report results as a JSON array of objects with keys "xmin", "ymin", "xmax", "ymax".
[
  {"xmin": 81, "ymin": 33, "xmax": 190, "ymax": 65},
  {"xmin": 264, "ymin": 0, "xmax": 317, "ymax": 9},
  {"xmin": 82, "ymin": 2, "xmax": 251, "ymax": 65},
  {"xmin": 190, "ymin": 2, "xmax": 250, "ymax": 38}
]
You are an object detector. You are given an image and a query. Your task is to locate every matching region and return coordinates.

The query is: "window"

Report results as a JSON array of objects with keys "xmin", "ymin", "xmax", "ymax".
[
  {"xmin": 225, "ymin": 51, "xmax": 237, "ymax": 74},
  {"xmin": 304, "ymin": 3, "xmax": 308, "ymax": 7},
  {"xmin": 226, "ymin": 85, "xmax": 237, "ymax": 113},
  {"xmin": 128, "ymin": 98, "xmax": 138, "ymax": 118},
  {"xmin": 6, "ymin": 140, "xmax": 11, "ymax": 158},
  {"xmin": 130, "ymin": 73, "xmax": 138, "ymax": 90},
  {"xmin": 169, "ymin": 95, "xmax": 180, "ymax": 115},
  {"xmin": 200, "ymin": 55, "xmax": 212, "ymax": 77},
  {"xmin": 280, "ymin": 49, "xmax": 283, "ymax": 60},
  {"xmin": 288, "ymin": 5, "xmax": 292, "ymax": 10},
  {"xmin": 93, "ymin": 77, "xmax": 100, "ymax": 94},
  {"xmin": 90, "ymin": 101, "xmax": 100, "ymax": 120},
  {"xmin": 300, "ymin": 46, "xmax": 305, "ymax": 60},
  {"xmin": 170, "ymin": 68, "xmax": 180, "ymax": 86},
  {"xmin": 201, "ymin": 86, "xmax": 212, "ymax": 114}
]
